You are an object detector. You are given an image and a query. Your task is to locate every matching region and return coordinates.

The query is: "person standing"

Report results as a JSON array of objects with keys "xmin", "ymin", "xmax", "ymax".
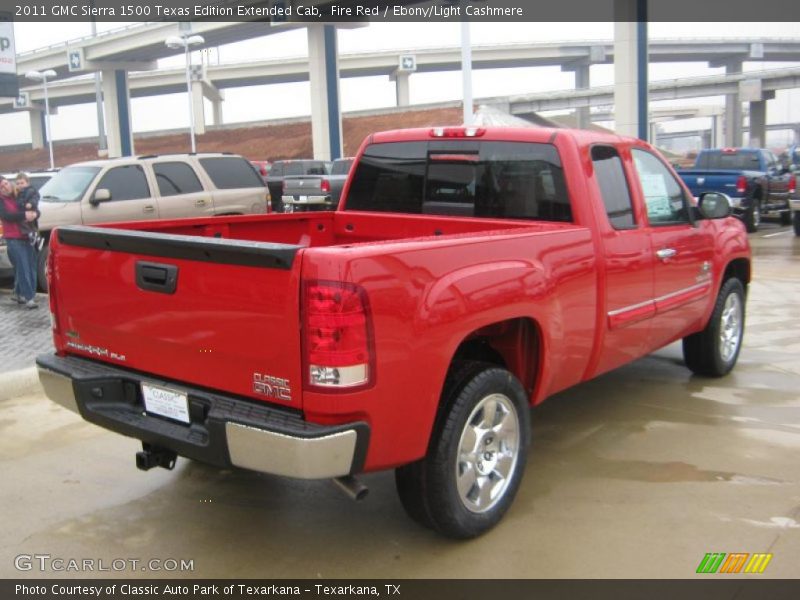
[{"xmin": 0, "ymin": 175, "xmax": 39, "ymax": 308}]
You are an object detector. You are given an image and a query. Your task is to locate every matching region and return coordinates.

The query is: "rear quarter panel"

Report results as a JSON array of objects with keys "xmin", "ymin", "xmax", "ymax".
[{"xmin": 301, "ymin": 224, "xmax": 597, "ymax": 471}]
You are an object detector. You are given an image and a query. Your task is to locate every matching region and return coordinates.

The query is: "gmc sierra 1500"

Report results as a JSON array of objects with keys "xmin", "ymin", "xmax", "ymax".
[{"xmin": 37, "ymin": 126, "xmax": 750, "ymax": 538}]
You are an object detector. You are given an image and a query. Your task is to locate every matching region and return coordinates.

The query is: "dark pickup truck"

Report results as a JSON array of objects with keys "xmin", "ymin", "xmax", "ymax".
[
  {"xmin": 281, "ymin": 157, "xmax": 354, "ymax": 213},
  {"xmin": 677, "ymin": 148, "xmax": 795, "ymax": 232},
  {"xmin": 265, "ymin": 159, "xmax": 329, "ymax": 213}
]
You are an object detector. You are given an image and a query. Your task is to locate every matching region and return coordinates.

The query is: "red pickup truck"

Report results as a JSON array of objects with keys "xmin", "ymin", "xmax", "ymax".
[{"xmin": 37, "ymin": 127, "xmax": 750, "ymax": 538}]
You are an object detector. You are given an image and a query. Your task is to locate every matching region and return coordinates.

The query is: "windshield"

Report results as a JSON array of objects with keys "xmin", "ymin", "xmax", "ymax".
[{"xmin": 39, "ymin": 166, "xmax": 101, "ymax": 202}]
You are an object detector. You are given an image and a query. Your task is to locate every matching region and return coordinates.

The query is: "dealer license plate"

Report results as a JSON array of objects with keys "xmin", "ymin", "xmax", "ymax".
[
  {"xmin": 142, "ymin": 383, "xmax": 190, "ymax": 424},
  {"xmin": 298, "ymin": 195, "xmax": 307, "ymax": 202}
]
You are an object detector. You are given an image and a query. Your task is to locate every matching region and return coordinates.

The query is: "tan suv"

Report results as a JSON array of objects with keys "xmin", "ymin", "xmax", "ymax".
[{"xmin": 30, "ymin": 153, "xmax": 269, "ymax": 290}]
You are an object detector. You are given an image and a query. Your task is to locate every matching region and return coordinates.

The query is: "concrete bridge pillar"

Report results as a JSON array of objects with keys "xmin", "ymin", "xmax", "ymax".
[
  {"xmin": 719, "ymin": 59, "xmax": 744, "ymax": 147},
  {"xmin": 101, "ymin": 69, "xmax": 134, "ymax": 157},
  {"xmin": 613, "ymin": 1, "xmax": 648, "ymax": 140},
  {"xmin": 747, "ymin": 91, "xmax": 774, "ymax": 149},
  {"xmin": 307, "ymin": 24, "xmax": 342, "ymax": 161},
  {"xmin": 562, "ymin": 46, "xmax": 603, "ymax": 130},
  {"xmin": 212, "ymin": 99, "xmax": 223, "ymax": 126},
  {"xmin": 701, "ymin": 130, "xmax": 713, "ymax": 150},
  {"xmin": 573, "ymin": 64, "xmax": 591, "ymax": 129},
  {"xmin": 562, "ymin": 62, "xmax": 592, "ymax": 129},
  {"xmin": 710, "ymin": 114, "xmax": 724, "ymax": 148},
  {"xmin": 29, "ymin": 110, "xmax": 45, "ymax": 150},
  {"xmin": 394, "ymin": 71, "xmax": 410, "ymax": 107}
]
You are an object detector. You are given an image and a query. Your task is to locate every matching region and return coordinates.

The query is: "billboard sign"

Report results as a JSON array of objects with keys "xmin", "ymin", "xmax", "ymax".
[{"xmin": 0, "ymin": 15, "xmax": 18, "ymax": 98}]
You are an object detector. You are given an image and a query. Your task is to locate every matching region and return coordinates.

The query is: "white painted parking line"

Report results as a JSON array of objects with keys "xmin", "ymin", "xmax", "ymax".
[{"xmin": 761, "ymin": 230, "xmax": 792, "ymax": 238}]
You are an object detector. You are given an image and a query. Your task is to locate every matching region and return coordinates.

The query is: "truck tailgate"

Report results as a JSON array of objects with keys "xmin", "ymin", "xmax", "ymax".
[
  {"xmin": 283, "ymin": 176, "xmax": 325, "ymax": 195},
  {"xmin": 51, "ymin": 226, "xmax": 304, "ymax": 409},
  {"xmin": 678, "ymin": 170, "xmax": 741, "ymax": 196}
]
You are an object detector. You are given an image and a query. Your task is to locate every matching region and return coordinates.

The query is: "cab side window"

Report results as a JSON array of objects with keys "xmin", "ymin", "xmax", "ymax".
[
  {"xmin": 153, "ymin": 162, "xmax": 204, "ymax": 196},
  {"xmin": 96, "ymin": 165, "xmax": 150, "ymax": 201},
  {"xmin": 631, "ymin": 149, "xmax": 691, "ymax": 225},
  {"xmin": 591, "ymin": 145, "xmax": 636, "ymax": 229}
]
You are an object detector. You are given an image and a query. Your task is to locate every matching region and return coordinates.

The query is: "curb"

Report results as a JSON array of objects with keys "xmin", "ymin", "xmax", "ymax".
[{"xmin": 0, "ymin": 366, "xmax": 41, "ymax": 401}]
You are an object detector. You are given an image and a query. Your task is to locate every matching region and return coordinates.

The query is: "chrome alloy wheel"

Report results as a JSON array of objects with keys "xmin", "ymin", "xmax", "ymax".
[
  {"xmin": 455, "ymin": 393, "xmax": 520, "ymax": 514},
  {"xmin": 719, "ymin": 292, "xmax": 743, "ymax": 364}
]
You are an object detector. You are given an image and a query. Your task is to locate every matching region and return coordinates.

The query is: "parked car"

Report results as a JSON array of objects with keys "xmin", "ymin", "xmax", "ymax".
[
  {"xmin": 676, "ymin": 147, "xmax": 795, "ymax": 232},
  {"xmin": 781, "ymin": 145, "xmax": 800, "ymax": 236},
  {"xmin": 37, "ymin": 126, "xmax": 750, "ymax": 539},
  {"xmin": 26, "ymin": 152, "xmax": 269, "ymax": 291},
  {"xmin": 281, "ymin": 157, "xmax": 354, "ymax": 212},
  {"xmin": 265, "ymin": 159, "xmax": 329, "ymax": 213}
]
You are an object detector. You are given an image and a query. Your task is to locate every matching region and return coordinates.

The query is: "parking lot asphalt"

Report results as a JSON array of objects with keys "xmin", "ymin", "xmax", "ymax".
[
  {"xmin": 0, "ymin": 286, "xmax": 52, "ymax": 374},
  {"xmin": 0, "ymin": 224, "xmax": 798, "ymax": 579}
]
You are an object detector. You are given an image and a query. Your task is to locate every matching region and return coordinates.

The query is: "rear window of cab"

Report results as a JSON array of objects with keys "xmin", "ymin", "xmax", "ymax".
[{"xmin": 344, "ymin": 141, "xmax": 572, "ymax": 222}]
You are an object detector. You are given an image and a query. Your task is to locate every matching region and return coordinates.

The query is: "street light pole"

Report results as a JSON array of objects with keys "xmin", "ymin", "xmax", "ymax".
[
  {"xmin": 89, "ymin": 3, "xmax": 107, "ymax": 154},
  {"xmin": 184, "ymin": 39, "xmax": 195, "ymax": 153},
  {"xmin": 26, "ymin": 69, "xmax": 57, "ymax": 170},
  {"xmin": 166, "ymin": 34, "xmax": 205, "ymax": 153},
  {"xmin": 460, "ymin": 21, "xmax": 473, "ymax": 126},
  {"xmin": 42, "ymin": 76, "xmax": 54, "ymax": 170}
]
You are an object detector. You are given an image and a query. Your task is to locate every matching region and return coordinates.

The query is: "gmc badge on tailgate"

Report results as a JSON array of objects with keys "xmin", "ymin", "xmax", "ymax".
[{"xmin": 252, "ymin": 373, "xmax": 292, "ymax": 402}]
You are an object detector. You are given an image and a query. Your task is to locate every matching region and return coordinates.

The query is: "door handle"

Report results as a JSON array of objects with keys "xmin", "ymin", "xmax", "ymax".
[
  {"xmin": 135, "ymin": 261, "xmax": 179, "ymax": 294},
  {"xmin": 143, "ymin": 205, "xmax": 156, "ymax": 213},
  {"xmin": 656, "ymin": 248, "xmax": 677, "ymax": 261},
  {"xmin": 195, "ymin": 199, "xmax": 208, "ymax": 207}
]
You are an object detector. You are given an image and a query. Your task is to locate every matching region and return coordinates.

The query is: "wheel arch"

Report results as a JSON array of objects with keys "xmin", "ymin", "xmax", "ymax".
[
  {"xmin": 722, "ymin": 257, "xmax": 751, "ymax": 287},
  {"xmin": 448, "ymin": 317, "xmax": 542, "ymax": 401}
]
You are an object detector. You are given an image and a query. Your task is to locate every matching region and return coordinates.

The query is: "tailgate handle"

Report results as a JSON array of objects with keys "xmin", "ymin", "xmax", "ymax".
[{"xmin": 136, "ymin": 261, "xmax": 179, "ymax": 294}]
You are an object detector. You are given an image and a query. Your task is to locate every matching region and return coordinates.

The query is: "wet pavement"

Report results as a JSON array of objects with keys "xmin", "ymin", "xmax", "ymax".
[
  {"xmin": 1, "ymin": 224, "xmax": 798, "ymax": 579},
  {"xmin": 0, "ymin": 285, "xmax": 51, "ymax": 374}
]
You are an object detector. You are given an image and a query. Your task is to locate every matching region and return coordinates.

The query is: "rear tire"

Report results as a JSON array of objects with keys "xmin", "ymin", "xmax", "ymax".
[
  {"xmin": 744, "ymin": 200, "xmax": 761, "ymax": 233},
  {"xmin": 36, "ymin": 241, "xmax": 48, "ymax": 293},
  {"xmin": 395, "ymin": 361, "xmax": 530, "ymax": 539},
  {"xmin": 683, "ymin": 278, "xmax": 745, "ymax": 377}
]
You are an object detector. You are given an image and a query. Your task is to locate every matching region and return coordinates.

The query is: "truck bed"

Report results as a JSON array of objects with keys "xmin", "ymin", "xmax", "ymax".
[{"xmin": 49, "ymin": 211, "xmax": 570, "ymax": 411}]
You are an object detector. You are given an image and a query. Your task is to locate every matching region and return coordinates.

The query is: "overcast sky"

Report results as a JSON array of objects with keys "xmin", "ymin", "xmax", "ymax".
[{"xmin": 5, "ymin": 21, "xmax": 800, "ymax": 149}]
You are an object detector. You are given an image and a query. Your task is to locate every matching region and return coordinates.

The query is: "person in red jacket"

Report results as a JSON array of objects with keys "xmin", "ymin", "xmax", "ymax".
[{"xmin": 0, "ymin": 175, "xmax": 39, "ymax": 308}]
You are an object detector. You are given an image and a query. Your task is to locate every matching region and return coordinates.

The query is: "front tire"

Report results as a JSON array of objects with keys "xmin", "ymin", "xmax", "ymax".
[
  {"xmin": 395, "ymin": 362, "xmax": 531, "ymax": 539},
  {"xmin": 683, "ymin": 278, "xmax": 745, "ymax": 377},
  {"xmin": 793, "ymin": 211, "xmax": 800, "ymax": 237}
]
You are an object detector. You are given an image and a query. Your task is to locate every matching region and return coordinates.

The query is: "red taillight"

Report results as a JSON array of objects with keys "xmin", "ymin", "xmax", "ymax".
[
  {"xmin": 303, "ymin": 280, "xmax": 373, "ymax": 390},
  {"xmin": 789, "ymin": 176, "xmax": 796, "ymax": 195},
  {"xmin": 46, "ymin": 237, "xmax": 59, "ymax": 334},
  {"xmin": 320, "ymin": 179, "xmax": 331, "ymax": 193},
  {"xmin": 736, "ymin": 175, "xmax": 747, "ymax": 195}
]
